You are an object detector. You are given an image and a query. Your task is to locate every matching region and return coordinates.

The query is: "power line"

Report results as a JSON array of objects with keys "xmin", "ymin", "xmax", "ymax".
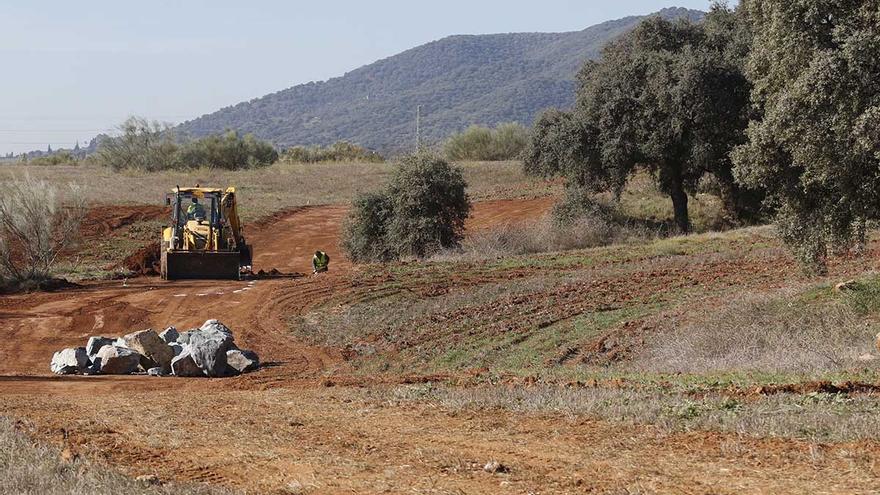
[{"xmin": 0, "ymin": 129, "xmax": 115, "ymax": 133}]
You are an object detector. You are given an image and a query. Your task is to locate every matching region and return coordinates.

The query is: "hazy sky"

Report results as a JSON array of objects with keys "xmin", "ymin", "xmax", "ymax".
[{"xmin": 0, "ymin": 0, "xmax": 714, "ymax": 154}]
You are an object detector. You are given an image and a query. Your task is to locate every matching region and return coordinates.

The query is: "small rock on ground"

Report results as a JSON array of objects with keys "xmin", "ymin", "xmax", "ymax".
[{"xmin": 484, "ymin": 461, "xmax": 508, "ymax": 474}]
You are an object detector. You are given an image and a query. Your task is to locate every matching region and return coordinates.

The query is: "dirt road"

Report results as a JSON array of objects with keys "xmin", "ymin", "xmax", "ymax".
[{"xmin": 3, "ymin": 197, "xmax": 880, "ymax": 494}]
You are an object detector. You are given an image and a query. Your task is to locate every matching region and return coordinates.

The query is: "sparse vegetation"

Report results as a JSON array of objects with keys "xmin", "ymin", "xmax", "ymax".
[
  {"xmin": 281, "ymin": 141, "xmax": 383, "ymax": 163},
  {"xmin": 342, "ymin": 152, "xmax": 471, "ymax": 261},
  {"xmin": 387, "ymin": 384, "xmax": 880, "ymax": 443},
  {"xmin": 0, "ymin": 417, "xmax": 236, "ymax": 495},
  {"xmin": 444, "ymin": 123, "xmax": 528, "ymax": 161},
  {"xmin": 0, "ymin": 174, "xmax": 85, "ymax": 290},
  {"xmin": 637, "ymin": 290, "xmax": 875, "ymax": 374},
  {"xmin": 21, "ymin": 151, "xmax": 80, "ymax": 167},
  {"xmin": 94, "ymin": 117, "xmax": 277, "ymax": 171}
]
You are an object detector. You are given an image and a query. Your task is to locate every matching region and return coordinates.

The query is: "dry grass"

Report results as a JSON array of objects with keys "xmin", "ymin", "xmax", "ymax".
[
  {"xmin": 433, "ymin": 214, "xmax": 655, "ymax": 262},
  {"xmin": 0, "ymin": 161, "xmax": 552, "ymax": 221},
  {"xmin": 386, "ymin": 383, "xmax": 880, "ymax": 443},
  {"xmin": 0, "ymin": 417, "xmax": 236, "ymax": 495},
  {"xmin": 634, "ymin": 288, "xmax": 879, "ymax": 374}
]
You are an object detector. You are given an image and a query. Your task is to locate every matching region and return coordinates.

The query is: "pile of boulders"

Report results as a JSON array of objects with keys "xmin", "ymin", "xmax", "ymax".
[{"xmin": 50, "ymin": 319, "xmax": 259, "ymax": 377}]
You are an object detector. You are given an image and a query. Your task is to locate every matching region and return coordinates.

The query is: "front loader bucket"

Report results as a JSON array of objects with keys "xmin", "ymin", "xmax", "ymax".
[{"xmin": 161, "ymin": 250, "xmax": 241, "ymax": 280}]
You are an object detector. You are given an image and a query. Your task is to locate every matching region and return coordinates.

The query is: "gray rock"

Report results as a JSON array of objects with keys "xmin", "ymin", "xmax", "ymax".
[
  {"xmin": 96, "ymin": 346, "xmax": 142, "ymax": 374},
  {"xmin": 85, "ymin": 337, "xmax": 115, "ymax": 358},
  {"xmin": 50, "ymin": 347, "xmax": 88, "ymax": 375},
  {"xmin": 200, "ymin": 319, "xmax": 234, "ymax": 339},
  {"xmin": 176, "ymin": 329, "xmax": 199, "ymax": 345},
  {"xmin": 159, "ymin": 326, "xmax": 179, "ymax": 344},
  {"xmin": 146, "ymin": 367, "xmax": 166, "ymax": 377},
  {"xmin": 168, "ymin": 342, "xmax": 184, "ymax": 357},
  {"xmin": 226, "ymin": 349, "xmax": 260, "ymax": 374},
  {"xmin": 186, "ymin": 320, "xmax": 236, "ymax": 377},
  {"xmin": 83, "ymin": 358, "xmax": 102, "ymax": 375},
  {"xmin": 170, "ymin": 347, "xmax": 204, "ymax": 377},
  {"xmin": 120, "ymin": 329, "xmax": 175, "ymax": 372}
]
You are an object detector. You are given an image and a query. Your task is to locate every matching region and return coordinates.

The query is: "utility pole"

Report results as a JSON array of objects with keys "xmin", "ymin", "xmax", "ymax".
[{"xmin": 415, "ymin": 105, "xmax": 422, "ymax": 151}]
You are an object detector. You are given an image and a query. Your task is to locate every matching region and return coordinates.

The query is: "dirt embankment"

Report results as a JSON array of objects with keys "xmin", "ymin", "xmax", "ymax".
[{"xmin": 80, "ymin": 205, "xmax": 168, "ymax": 238}]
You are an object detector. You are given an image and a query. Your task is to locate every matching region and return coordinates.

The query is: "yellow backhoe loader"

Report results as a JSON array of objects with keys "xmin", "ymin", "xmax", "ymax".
[{"xmin": 160, "ymin": 186, "xmax": 252, "ymax": 280}]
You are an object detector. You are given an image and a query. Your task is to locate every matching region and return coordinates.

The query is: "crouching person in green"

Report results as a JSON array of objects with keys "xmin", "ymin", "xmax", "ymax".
[{"xmin": 312, "ymin": 250, "xmax": 330, "ymax": 274}]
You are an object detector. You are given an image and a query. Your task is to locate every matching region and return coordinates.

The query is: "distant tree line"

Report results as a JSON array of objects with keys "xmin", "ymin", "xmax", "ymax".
[
  {"xmin": 525, "ymin": 0, "xmax": 880, "ymax": 272},
  {"xmin": 93, "ymin": 117, "xmax": 278, "ymax": 172}
]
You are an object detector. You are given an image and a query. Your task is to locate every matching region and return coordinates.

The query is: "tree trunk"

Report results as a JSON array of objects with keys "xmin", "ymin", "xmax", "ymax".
[
  {"xmin": 670, "ymin": 181, "xmax": 690, "ymax": 234},
  {"xmin": 718, "ymin": 180, "xmax": 739, "ymax": 224}
]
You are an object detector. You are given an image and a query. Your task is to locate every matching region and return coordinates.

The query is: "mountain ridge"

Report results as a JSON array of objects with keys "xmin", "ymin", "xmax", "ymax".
[{"xmin": 176, "ymin": 7, "xmax": 704, "ymax": 153}]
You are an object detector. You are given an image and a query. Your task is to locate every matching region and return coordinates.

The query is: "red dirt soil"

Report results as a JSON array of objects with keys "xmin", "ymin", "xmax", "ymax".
[
  {"xmin": 3, "ymin": 197, "xmax": 880, "ymax": 493},
  {"xmin": 80, "ymin": 204, "xmax": 168, "ymax": 238}
]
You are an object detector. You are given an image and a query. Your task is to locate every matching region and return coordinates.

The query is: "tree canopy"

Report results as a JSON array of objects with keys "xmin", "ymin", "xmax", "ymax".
[
  {"xmin": 525, "ymin": 6, "xmax": 756, "ymax": 233},
  {"xmin": 732, "ymin": 0, "xmax": 880, "ymax": 270}
]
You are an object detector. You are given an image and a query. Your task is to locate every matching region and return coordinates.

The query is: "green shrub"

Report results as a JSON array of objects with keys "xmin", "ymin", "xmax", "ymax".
[
  {"xmin": 282, "ymin": 141, "xmax": 384, "ymax": 163},
  {"xmin": 341, "ymin": 152, "xmax": 471, "ymax": 262},
  {"xmin": 178, "ymin": 131, "xmax": 278, "ymax": 170},
  {"xmin": 341, "ymin": 192, "xmax": 395, "ymax": 262},
  {"xmin": 444, "ymin": 123, "xmax": 528, "ymax": 161}
]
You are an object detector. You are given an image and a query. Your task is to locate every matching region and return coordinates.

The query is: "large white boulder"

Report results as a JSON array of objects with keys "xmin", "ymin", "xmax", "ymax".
[
  {"xmin": 120, "ymin": 329, "xmax": 175, "ymax": 372},
  {"xmin": 96, "ymin": 346, "xmax": 142, "ymax": 374},
  {"xmin": 50, "ymin": 347, "xmax": 88, "ymax": 375},
  {"xmin": 186, "ymin": 320, "xmax": 236, "ymax": 377}
]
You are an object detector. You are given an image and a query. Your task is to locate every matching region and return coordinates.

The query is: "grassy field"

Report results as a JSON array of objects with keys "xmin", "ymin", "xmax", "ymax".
[
  {"xmin": 288, "ymin": 222, "xmax": 880, "ymax": 442},
  {"xmin": 0, "ymin": 160, "xmax": 556, "ymax": 221}
]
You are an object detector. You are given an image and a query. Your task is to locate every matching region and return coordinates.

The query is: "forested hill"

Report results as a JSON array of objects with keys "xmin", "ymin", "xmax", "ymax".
[{"xmin": 176, "ymin": 7, "xmax": 703, "ymax": 153}]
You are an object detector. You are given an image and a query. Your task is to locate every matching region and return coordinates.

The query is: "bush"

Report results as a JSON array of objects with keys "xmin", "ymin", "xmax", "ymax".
[
  {"xmin": 282, "ymin": 141, "xmax": 384, "ymax": 164},
  {"xmin": 178, "ymin": 131, "xmax": 278, "ymax": 170},
  {"xmin": 433, "ymin": 186, "xmax": 654, "ymax": 261},
  {"xmin": 444, "ymin": 123, "xmax": 528, "ymax": 161},
  {"xmin": 340, "ymin": 192, "xmax": 395, "ymax": 262},
  {"xmin": 341, "ymin": 152, "xmax": 471, "ymax": 262},
  {"xmin": 93, "ymin": 117, "xmax": 180, "ymax": 171},
  {"xmin": 93, "ymin": 116, "xmax": 278, "ymax": 171},
  {"xmin": 0, "ymin": 174, "xmax": 85, "ymax": 288}
]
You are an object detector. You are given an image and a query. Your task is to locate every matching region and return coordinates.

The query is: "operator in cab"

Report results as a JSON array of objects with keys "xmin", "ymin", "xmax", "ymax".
[
  {"xmin": 187, "ymin": 197, "xmax": 206, "ymax": 221},
  {"xmin": 312, "ymin": 250, "xmax": 330, "ymax": 274}
]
